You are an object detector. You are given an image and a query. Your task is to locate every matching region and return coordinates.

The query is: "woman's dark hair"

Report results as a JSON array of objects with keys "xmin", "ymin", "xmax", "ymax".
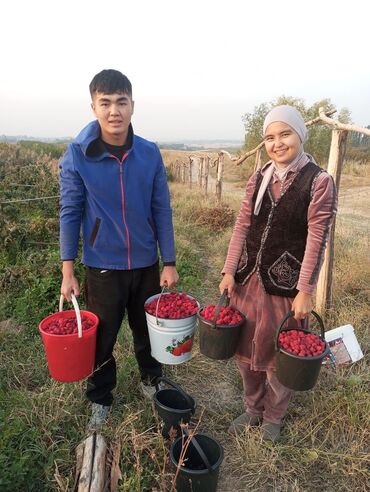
[{"xmin": 89, "ymin": 69, "xmax": 132, "ymax": 98}]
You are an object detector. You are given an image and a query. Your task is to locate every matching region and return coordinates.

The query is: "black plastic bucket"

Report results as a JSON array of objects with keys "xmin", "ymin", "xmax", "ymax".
[
  {"xmin": 153, "ymin": 377, "xmax": 196, "ymax": 438},
  {"xmin": 170, "ymin": 431, "xmax": 224, "ymax": 492},
  {"xmin": 275, "ymin": 310, "xmax": 330, "ymax": 391},
  {"xmin": 198, "ymin": 290, "xmax": 245, "ymax": 360}
]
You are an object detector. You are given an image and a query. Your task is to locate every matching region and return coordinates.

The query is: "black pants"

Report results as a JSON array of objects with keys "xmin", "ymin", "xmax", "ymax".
[{"xmin": 85, "ymin": 262, "xmax": 162, "ymax": 406}]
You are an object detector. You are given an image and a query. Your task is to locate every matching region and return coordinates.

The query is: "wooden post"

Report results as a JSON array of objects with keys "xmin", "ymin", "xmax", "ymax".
[
  {"xmin": 76, "ymin": 433, "xmax": 108, "ymax": 492},
  {"xmin": 198, "ymin": 157, "xmax": 204, "ymax": 187},
  {"xmin": 254, "ymin": 148, "xmax": 263, "ymax": 172},
  {"xmin": 181, "ymin": 162, "xmax": 186, "ymax": 183},
  {"xmin": 89, "ymin": 434, "xmax": 107, "ymax": 492},
  {"xmin": 202, "ymin": 155, "xmax": 210, "ymax": 194},
  {"xmin": 78, "ymin": 435, "xmax": 95, "ymax": 492},
  {"xmin": 176, "ymin": 161, "xmax": 181, "ymax": 181},
  {"xmin": 169, "ymin": 162, "xmax": 174, "ymax": 178},
  {"xmin": 188, "ymin": 156, "xmax": 193, "ymax": 188},
  {"xmin": 315, "ymin": 129, "xmax": 348, "ymax": 314},
  {"xmin": 215, "ymin": 153, "xmax": 224, "ymax": 205}
]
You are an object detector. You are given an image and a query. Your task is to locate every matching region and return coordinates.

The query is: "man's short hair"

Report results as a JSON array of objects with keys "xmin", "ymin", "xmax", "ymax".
[{"xmin": 89, "ymin": 69, "xmax": 132, "ymax": 99}]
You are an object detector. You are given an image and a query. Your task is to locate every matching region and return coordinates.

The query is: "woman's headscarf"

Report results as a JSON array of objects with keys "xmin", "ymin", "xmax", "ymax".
[
  {"xmin": 254, "ymin": 105, "xmax": 308, "ymax": 215},
  {"xmin": 263, "ymin": 105, "xmax": 307, "ymax": 144}
]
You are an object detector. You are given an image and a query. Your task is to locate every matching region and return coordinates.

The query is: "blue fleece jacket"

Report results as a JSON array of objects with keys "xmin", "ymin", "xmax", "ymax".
[{"xmin": 59, "ymin": 120, "xmax": 176, "ymax": 269}]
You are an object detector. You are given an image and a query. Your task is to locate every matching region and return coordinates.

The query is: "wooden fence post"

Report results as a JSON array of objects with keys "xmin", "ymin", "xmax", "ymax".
[
  {"xmin": 176, "ymin": 161, "xmax": 181, "ymax": 181},
  {"xmin": 181, "ymin": 162, "xmax": 186, "ymax": 183},
  {"xmin": 315, "ymin": 129, "xmax": 348, "ymax": 314},
  {"xmin": 198, "ymin": 157, "xmax": 203, "ymax": 187},
  {"xmin": 254, "ymin": 148, "xmax": 263, "ymax": 172},
  {"xmin": 188, "ymin": 156, "xmax": 193, "ymax": 188},
  {"xmin": 202, "ymin": 155, "xmax": 210, "ymax": 194},
  {"xmin": 215, "ymin": 153, "xmax": 224, "ymax": 205}
]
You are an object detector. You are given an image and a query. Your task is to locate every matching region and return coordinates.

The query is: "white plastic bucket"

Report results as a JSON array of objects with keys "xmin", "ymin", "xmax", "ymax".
[
  {"xmin": 324, "ymin": 324, "xmax": 364, "ymax": 365},
  {"xmin": 145, "ymin": 293, "xmax": 199, "ymax": 365}
]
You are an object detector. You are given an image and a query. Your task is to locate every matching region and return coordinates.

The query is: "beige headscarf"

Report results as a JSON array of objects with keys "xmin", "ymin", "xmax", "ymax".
[{"xmin": 254, "ymin": 105, "xmax": 307, "ymax": 215}]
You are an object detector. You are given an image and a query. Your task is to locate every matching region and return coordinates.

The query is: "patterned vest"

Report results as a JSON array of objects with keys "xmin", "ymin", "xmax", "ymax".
[{"xmin": 234, "ymin": 162, "xmax": 322, "ymax": 297}]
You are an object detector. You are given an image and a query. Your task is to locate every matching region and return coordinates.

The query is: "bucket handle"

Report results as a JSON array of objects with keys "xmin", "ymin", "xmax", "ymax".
[
  {"xmin": 183, "ymin": 427, "xmax": 213, "ymax": 473},
  {"xmin": 155, "ymin": 285, "xmax": 167, "ymax": 326},
  {"xmin": 59, "ymin": 293, "xmax": 82, "ymax": 338},
  {"xmin": 211, "ymin": 289, "xmax": 230, "ymax": 328},
  {"xmin": 275, "ymin": 310, "xmax": 325, "ymax": 351},
  {"xmin": 156, "ymin": 376, "xmax": 195, "ymax": 414}
]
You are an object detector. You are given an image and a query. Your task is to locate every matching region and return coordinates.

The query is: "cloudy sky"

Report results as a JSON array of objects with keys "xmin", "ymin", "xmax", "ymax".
[{"xmin": 1, "ymin": 0, "xmax": 369, "ymax": 141}]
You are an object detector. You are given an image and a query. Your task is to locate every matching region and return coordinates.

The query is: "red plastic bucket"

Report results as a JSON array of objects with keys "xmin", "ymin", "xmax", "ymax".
[{"xmin": 39, "ymin": 294, "xmax": 99, "ymax": 382}]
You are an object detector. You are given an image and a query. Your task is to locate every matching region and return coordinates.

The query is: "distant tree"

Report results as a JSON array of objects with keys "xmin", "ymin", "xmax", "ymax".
[
  {"xmin": 241, "ymin": 96, "xmax": 351, "ymax": 165},
  {"xmin": 347, "ymin": 124, "xmax": 370, "ymax": 162}
]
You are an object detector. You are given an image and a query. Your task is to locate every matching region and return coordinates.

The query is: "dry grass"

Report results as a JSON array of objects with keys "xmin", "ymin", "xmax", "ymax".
[
  {"xmin": 159, "ymin": 165, "xmax": 370, "ymax": 491},
  {"xmin": 1, "ymin": 149, "xmax": 369, "ymax": 490}
]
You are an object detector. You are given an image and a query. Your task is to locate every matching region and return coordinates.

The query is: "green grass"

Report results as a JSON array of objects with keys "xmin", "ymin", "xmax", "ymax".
[{"xmin": 0, "ymin": 147, "xmax": 369, "ymax": 490}]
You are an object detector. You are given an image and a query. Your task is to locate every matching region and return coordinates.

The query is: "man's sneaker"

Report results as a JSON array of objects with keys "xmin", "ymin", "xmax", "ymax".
[
  {"xmin": 87, "ymin": 403, "xmax": 111, "ymax": 431},
  {"xmin": 140, "ymin": 379, "xmax": 165, "ymax": 400},
  {"xmin": 228, "ymin": 412, "xmax": 263, "ymax": 435}
]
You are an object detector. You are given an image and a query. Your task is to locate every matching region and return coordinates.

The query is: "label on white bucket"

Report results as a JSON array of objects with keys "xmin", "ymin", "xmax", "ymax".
[
  {"xmin": 146, "ymin": 312, "xmax": 196, "ymax": 365},
  {"xmin": 324, "ymin": 324, "xmax": 364, "ymax": 365}
]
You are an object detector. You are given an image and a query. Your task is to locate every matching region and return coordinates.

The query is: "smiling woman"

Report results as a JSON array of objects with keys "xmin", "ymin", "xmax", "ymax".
[
  {"xmin": 219, "ymin": 104, "xmax": 337, "ymax": 443},
  {"xmin": 263, "ymin": 123, "xmax": 302, "ymax": 166}
]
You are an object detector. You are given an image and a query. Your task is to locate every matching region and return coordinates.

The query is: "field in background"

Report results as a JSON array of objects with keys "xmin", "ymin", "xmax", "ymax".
[{"xmin": 0, "ymin": 144, "xmax": 369, "ymax": 491}]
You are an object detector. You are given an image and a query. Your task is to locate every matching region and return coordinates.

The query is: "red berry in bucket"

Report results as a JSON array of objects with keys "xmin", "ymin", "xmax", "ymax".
[
  {"xmin": 42, "ymin": 316, "xmax": 94, "ymax": 335},
  {"xmin": 145, "ymin": 292, "xmax": 198, "ymax": 319},
  {"xmin": 201, "ymin": 305, "xmax": 243, "ymax": 326},
  {"xmin": 278, "ymin": 330, "xmax": 326, "ymax": 357}
]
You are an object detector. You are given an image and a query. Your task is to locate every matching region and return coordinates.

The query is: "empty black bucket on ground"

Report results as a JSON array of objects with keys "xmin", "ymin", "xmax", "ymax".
[
  {"xmin": 153, "ymin": 377, "xmax": 195, "ymax": 438},
  {"xmin": 275, "ymin": 310, "xmax": 330, "ymax": 391},
  {"xmin": 198, "ymin": 290, "xmax": 245, "ymax": 360},
  {"xmin": 170, "ymin": 433, "xmax": 224, "ymax": 492}
]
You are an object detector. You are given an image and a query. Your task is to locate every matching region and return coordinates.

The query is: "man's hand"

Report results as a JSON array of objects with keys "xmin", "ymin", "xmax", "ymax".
[
  {"xmin": 219, "ymin": 273, "xmax": 235, "ymax": 298},
  {"xmin": 160, "ymin": 266, "xmax": 179, "ymax": 288},
  {"xmin": 291, "ymin": 291, "xmax": 313, "ymax": 320},
  {"xmin": 61, "ymin": 260, "xmax": 80, "ymax": 302}
]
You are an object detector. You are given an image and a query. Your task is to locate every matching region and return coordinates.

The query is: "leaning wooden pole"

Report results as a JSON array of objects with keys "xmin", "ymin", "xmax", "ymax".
[
  {"xmin": 254, "ymin": 148, "xmax": 263, "ymax": 172},
  {"xmin": 315, "ymin": 129, "xmax": 348, "ymax": 314}
]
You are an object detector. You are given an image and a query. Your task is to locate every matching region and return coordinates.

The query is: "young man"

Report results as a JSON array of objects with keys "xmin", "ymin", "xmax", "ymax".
[{"xmin": 59, "ymin": 69, "xmax": 179, "ymax": 430}]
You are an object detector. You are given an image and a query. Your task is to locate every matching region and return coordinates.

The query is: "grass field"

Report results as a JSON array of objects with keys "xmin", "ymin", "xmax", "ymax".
[{"xmin": 0, "ymin": 145, "xmax": 369, "ymax": 491}]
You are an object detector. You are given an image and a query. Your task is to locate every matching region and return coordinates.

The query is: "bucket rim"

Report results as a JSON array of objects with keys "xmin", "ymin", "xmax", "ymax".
[
  {"xmin": 39, "ymin": 310, "xmax": 99, "ymax": 337},
  {"xmin": 145, "ymin": 310, "xmax": 199, "ymax": 321},
  {"xmin": 144, "ymin": 292, "xmax": 200, "ymax": 321},
  {"xmin": 38, "ymin": 324, "xmax": 97, "ymax": 337},
  {"xmin": 197, "ymin": 308, "xmax": 246, "ymax": 330},
  {"xmin": 278, "ymin": 342, "xmax": 330, "ymax": 360},
  {"xmin": 154, "ymin": 388, "xmax": 196, "ymax": 414},
  {"xmin": 169, "ymin": 432, "xmax": 224, "ymax": 475}
]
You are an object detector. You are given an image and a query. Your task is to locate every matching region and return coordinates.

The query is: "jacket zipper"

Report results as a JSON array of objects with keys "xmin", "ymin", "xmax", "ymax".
[{"xmin": 111, "ymin": 152, "xmax": 131, "ymax": 269}]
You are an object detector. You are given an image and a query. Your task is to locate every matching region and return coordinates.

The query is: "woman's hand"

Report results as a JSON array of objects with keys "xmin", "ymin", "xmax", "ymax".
[
  {"xmin": 219, "ymin": 273, "xmax": 235, "ymax": 298},
  {"xmin": 291, "ymin": 291, "xmax": 313, "ymax": 320}
]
